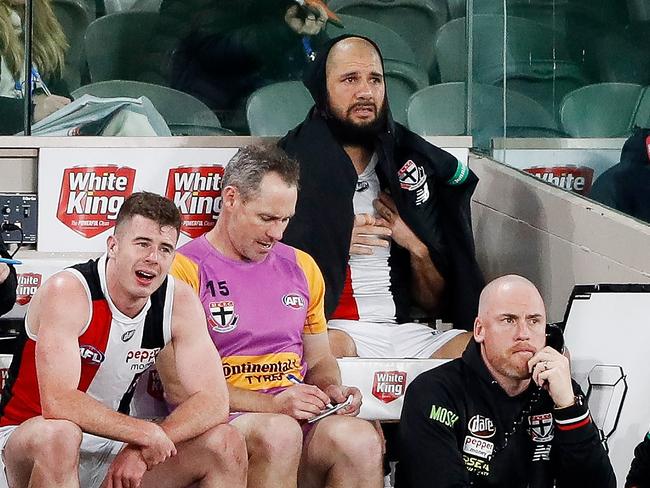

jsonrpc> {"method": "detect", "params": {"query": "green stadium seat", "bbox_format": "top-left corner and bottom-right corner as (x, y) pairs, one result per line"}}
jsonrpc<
(559, 83), (645, 137)
(327, 0), (447, 76)
(407, 82), (563, 147)
(246, 81), (314, 136)
(325, 14), (417, 65)
(384, 61), (429, 125)
(84, 11), (159, 83)
(130, 0), (161, 11)
(634, 87), (650, 128)
(435, 15), (588, 116)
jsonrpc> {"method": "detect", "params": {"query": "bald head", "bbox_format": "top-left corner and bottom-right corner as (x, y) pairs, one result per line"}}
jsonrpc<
(325, 37), (383, 79)
(477, 275), (545, 319)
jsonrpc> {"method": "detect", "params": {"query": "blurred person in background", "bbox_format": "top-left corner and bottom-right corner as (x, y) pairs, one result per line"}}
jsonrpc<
(0, 0), (71, 135)
(1, 0), (170, 135)
(590, 127), (650, 224)
(143, 0), (329, 131)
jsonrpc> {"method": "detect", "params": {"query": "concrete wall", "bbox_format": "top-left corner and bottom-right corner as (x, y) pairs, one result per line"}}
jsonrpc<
(471, 154), (650, 322)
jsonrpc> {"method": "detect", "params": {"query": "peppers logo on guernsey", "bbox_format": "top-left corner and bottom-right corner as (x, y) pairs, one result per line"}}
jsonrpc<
(165, 166), (224, 238)
(57, 165), (136, 238)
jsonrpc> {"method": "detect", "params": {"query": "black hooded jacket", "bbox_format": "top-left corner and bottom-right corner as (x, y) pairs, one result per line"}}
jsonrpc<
(627, 431), (650, 488)
(396, 341), (616, 488)
(590, 127), (650, 224)
(279, 35), (484, 329)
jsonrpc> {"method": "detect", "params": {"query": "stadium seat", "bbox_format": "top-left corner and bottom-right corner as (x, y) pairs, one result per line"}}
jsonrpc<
(446, 0), (465, 19)
(246, 81), (314, 136)
(79, 0), (98, 18)
(52, 0), (92, 90)
(72, 80), (223, 135)
(103, 0), (138, 13)
(325, 14), (417, 66)
(435, 15), (588, 115)
(559, 83), (645, 138)
(130, 0), (161, 11)
(327, 0), (447, 76)
(84, 11), (159, 83)
(384, 61), (429, 125)
(628, 0), (650, 22)
(590, 27), (650, 85)
(407, 82), (563, 147)
(634, 87), (650, 128)
(473, 0), (570, 32)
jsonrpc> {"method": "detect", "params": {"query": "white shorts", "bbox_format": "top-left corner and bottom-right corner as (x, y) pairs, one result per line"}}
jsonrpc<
(327, 320), (466, 358)
(0, 425), (124, 488)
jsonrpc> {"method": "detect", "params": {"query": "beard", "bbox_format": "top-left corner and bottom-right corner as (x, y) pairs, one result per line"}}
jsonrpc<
(487, 349), (533, 381)
(323, 97), (388, 147)
(494, 359), (531, 381)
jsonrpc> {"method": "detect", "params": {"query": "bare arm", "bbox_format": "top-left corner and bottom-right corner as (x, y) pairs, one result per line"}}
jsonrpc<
(303, 332), (361, 415)
(33, 273), (172, 453)
(408, 240), (445, 314)
(302, 332), (341, 390)
(374, 192), (445, 314)
(157, 280), (230, 443)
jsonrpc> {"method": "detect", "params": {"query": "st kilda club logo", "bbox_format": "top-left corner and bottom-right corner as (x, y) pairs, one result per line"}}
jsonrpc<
(57, 165), (136, 238)
(165, 166), (225, 238)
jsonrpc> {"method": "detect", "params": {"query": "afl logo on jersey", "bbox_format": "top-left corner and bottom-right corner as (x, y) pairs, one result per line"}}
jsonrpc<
(209, 301), (239, 333)
(282, 294), (305, 309)
(121, 329), (136, 342)
(79, 345), (105, 365)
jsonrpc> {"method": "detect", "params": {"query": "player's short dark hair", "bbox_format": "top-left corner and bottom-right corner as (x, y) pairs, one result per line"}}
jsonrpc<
(115, 191), (181, 237)
(222, 144), (300, 200)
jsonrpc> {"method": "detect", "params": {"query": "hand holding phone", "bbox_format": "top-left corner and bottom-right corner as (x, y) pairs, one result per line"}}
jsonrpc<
(307, 395), (354, 424)
(528, 347), (575, 408)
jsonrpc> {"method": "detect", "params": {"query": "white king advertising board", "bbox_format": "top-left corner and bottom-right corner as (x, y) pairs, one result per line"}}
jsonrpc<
(38, 147), (238, 252)
(38, 146), (469, 252)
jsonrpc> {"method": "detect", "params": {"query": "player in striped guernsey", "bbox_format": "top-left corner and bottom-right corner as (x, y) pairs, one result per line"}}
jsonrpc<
(0, 192), (246, 488)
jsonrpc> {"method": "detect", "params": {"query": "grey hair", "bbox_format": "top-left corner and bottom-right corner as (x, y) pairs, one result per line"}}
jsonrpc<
(222, 144), (300, 200)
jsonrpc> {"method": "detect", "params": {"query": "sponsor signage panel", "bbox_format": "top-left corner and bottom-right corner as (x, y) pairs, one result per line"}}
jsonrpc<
(39, 146), (466, 253)
(38, 148), (238, 252)
(338, 358), (449, 420)
(492, 147), (622, 196)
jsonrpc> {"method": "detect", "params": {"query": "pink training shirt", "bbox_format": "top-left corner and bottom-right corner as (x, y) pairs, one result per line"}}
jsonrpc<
(171, 236), (327, 394)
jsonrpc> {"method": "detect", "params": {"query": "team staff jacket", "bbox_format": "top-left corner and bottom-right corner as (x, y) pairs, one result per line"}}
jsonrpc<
(627, 429), (650, 487)
(396, 341), (616, 488)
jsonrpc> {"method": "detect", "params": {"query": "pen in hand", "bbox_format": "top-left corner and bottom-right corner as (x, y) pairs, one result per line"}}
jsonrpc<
(287, 373), (334, 408)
